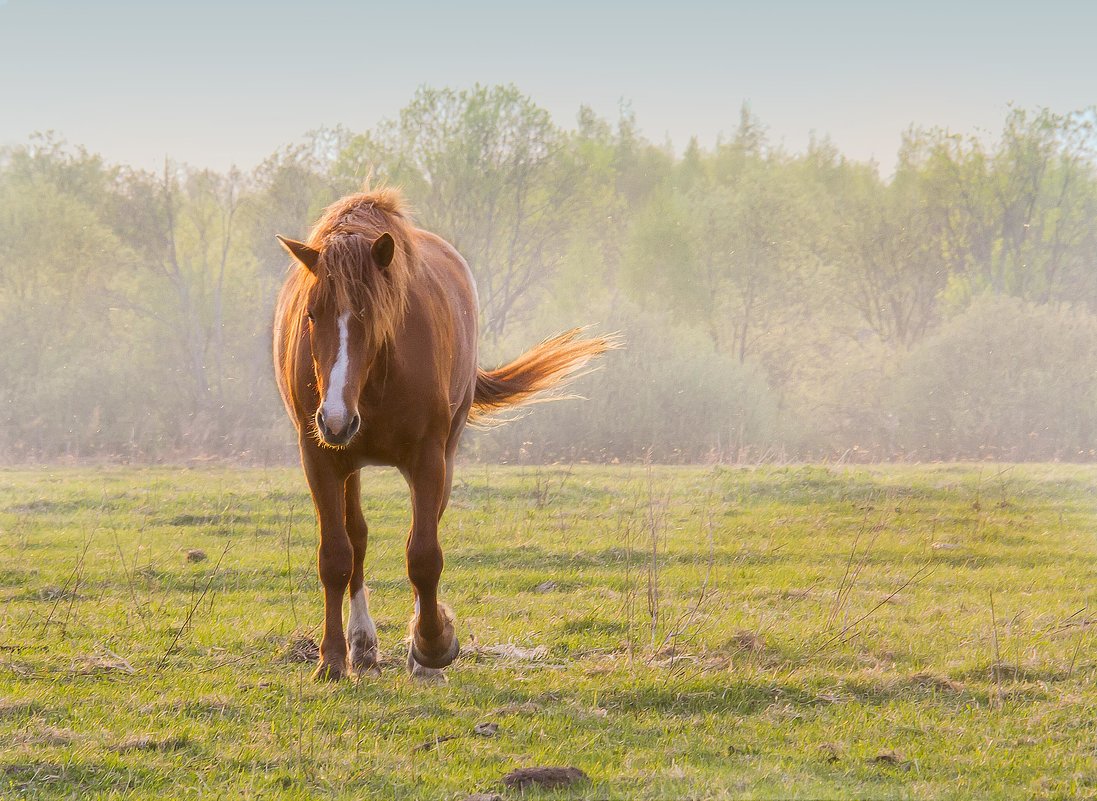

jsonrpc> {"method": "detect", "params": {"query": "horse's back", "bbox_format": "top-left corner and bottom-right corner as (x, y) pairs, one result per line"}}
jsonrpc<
(409, 228), (479, 402)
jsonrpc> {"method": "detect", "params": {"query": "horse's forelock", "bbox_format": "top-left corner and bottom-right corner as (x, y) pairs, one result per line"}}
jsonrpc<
(317, 234), (374, 313)
(304, 189), (416, 350)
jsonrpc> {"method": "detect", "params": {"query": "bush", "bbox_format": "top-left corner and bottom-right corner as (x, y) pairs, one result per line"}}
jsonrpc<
(467, 305), (780, 462)
(889, 295), (1097, 459)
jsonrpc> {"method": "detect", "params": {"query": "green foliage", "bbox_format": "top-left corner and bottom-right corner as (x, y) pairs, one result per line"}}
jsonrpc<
(336, 85), (588, 338)
(2, 93), (1097, 461)
(471, 304), (780, 462)
(0, 153), (136, 456)
(890, 295), (1097, 459)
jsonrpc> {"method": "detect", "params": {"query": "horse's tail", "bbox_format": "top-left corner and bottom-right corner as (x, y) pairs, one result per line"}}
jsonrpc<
(469, 328), (618, 425)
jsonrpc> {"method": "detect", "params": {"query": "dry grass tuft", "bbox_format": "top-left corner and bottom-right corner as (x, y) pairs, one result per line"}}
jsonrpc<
(280, 633), (319, 663)
(111, 735), (189, 753)
(909, 671), (964, 692)
(730, 630), (765, 652)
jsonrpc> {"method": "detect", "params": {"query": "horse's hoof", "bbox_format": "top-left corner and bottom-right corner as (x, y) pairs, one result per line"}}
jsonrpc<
(410, 633), (460, 670)
(312, 659), (348, 682)
(349, 637), (380, 676)
(409, 603), (460, 669)
(407, 645), (447, 683)
(352, 657), (381, 678)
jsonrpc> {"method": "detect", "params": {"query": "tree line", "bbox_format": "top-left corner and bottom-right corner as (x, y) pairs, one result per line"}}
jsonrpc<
(2, 86), (1096, 462)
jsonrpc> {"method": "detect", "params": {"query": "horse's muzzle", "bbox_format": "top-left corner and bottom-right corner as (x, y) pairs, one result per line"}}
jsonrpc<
(315, 410), (361, 448)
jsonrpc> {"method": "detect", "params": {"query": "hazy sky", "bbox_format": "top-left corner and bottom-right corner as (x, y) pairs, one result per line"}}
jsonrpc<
(1, 0), (1094, 175)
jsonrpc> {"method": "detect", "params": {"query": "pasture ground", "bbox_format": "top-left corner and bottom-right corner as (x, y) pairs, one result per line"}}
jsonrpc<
(0, 464), (1094, 799)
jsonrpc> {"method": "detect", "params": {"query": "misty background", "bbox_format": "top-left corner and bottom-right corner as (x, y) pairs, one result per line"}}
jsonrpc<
(2, 1), (1096, 463)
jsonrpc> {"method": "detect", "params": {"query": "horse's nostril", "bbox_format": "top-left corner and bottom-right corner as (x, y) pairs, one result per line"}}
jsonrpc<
(316, 410), (328, 435)
(348, 414), (361, 437)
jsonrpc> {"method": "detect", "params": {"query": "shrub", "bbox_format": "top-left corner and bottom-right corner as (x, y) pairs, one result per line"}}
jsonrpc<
(468, 305), (780, 462)
(889, 295), (1097, 459)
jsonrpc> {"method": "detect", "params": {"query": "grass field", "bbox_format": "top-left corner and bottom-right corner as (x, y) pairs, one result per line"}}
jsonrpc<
(0, 464), (1094, 799)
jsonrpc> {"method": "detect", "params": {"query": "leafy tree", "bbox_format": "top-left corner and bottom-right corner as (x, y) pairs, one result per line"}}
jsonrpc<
(335, 85), (584, 339)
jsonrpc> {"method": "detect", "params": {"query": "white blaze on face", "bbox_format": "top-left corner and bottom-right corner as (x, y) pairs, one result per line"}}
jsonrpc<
(321, 312), (352, 431)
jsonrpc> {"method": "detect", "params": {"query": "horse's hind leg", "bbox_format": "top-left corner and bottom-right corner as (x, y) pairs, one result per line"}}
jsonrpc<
(405, 447), (459, 678)
(345, 471), (379, 676)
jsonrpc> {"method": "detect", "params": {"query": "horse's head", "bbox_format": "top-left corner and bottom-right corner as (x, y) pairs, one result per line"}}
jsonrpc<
(277, 231), (397, 448)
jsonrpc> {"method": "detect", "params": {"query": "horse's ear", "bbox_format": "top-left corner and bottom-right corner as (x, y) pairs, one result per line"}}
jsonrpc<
(276, 235), (321, 274)
(372, 232), (395, 269)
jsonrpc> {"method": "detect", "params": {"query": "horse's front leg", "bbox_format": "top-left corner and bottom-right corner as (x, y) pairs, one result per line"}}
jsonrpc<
(345, 471), (379, 676)
(404, 447), (459, 679)
(303, 449), (353, 681)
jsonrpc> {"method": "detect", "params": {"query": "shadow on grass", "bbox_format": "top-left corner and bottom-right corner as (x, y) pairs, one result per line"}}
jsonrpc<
(597, 671), (1012, 717)
(2, 759), (182, 796)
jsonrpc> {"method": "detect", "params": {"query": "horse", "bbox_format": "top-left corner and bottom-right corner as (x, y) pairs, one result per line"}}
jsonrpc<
(273, 188), (612, 681)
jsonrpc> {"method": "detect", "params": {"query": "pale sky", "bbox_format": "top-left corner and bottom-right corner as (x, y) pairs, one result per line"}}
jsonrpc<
(1, 0), (1095, 175)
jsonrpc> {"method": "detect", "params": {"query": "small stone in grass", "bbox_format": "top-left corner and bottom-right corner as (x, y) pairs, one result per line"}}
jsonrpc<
(534, 580), (557, 592)
(502, 766), (590, 790)
(473, 721), (499, 737)
(185, 549), (207, 563)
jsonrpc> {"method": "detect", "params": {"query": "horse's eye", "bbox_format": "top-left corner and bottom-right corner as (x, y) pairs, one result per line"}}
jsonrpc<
(306, 310), (315, 323)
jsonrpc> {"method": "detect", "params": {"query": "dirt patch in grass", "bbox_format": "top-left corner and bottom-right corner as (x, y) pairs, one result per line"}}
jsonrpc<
(502, 766), (590, 790)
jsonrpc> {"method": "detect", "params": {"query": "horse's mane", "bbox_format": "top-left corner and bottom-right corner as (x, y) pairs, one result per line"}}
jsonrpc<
(276, 188), (418, 413)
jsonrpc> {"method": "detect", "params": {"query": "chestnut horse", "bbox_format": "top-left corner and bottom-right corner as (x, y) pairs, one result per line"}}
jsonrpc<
(273, 188), (611, 681)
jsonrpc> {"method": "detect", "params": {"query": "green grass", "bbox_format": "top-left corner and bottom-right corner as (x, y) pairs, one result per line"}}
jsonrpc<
(0, 464), (1094, 799)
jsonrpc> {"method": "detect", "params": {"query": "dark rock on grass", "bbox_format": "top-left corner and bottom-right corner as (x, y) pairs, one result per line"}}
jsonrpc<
(502, 766), (590, 790)
(185, 549), (207, 563)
